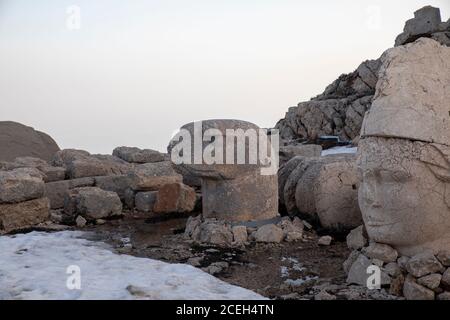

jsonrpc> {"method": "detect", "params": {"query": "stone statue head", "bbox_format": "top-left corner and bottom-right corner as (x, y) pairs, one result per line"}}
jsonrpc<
(357, 137), (450, 255)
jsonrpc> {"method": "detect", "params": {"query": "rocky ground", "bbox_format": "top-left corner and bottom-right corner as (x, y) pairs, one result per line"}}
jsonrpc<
(67, 211), (397, 300)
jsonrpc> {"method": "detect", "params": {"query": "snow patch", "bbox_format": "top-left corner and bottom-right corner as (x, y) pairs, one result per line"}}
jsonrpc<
(0, 231), (265, 300)
(321, 146), (357, 156)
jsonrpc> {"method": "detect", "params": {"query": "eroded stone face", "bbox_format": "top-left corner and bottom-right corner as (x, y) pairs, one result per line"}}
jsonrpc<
(358, 137), (450, 255)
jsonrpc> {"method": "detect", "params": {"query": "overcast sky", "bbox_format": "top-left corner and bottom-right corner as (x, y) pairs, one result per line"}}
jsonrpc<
(1, 0), (449, 153)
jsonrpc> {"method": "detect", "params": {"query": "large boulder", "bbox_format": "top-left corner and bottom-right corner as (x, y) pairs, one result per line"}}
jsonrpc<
(64, 187), (122, 221)
(0, 121), (60, 162)
(153, 183), (196, 214)
(135, 191), (158, 213)
(128, 161), (183, 191)
(52, 149), (133, 179)
(113, 146), (167, 164)
(0, 168), (45, 204)
(1, 157), (66, 183)
(0, 197), (50, 234)
(44, 177), (95, 209)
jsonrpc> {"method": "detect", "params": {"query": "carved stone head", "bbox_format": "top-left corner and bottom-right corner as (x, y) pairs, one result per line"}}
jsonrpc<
(358, 137), (450, 256)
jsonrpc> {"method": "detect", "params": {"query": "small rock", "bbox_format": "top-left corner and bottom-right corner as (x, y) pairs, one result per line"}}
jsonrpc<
(254, 224), (284, 243)
(346, 225), (367, 250)
(75, 215), (87, 228)
(187, 256), (204, 267)
(417, 273), (442, 290)
(389, 274), (405, 296)
(363, 243), (398, 263)
(96, 219), (106, 225)
(384, 262), (402, 277)
(406, 252), (445, 278)
(231, 226), (248, 245)
(441, 268), (450, 290)
(302, 220), (313, 230)
(343, 250), (360, 274)
(204, 262), (229, 275)
(314, 291), (336, 300)
(397, 256), (410, 271)
(371, 259), (384, 267)
(403, 275), (435, 300)
(437, 292), (450, 300)
(437, 251), (450, 267)
(318, 236), (332, 246)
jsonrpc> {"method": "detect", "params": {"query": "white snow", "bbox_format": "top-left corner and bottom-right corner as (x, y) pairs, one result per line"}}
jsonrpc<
(321, 146), (357, 156)
(0, 231), (265, 300)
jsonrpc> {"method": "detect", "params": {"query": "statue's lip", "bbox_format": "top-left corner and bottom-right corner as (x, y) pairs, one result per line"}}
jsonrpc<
(366, 220), (399, 227)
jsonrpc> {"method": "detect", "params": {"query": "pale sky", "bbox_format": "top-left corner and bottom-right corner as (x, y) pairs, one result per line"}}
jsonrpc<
(1, 0), (449, 153)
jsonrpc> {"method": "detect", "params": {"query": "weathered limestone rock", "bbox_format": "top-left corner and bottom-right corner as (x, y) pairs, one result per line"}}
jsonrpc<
(202, 171), (278, 222)
(403, 275), (435, 300)
(384, 262), (402, 277)
(129, 161), (182, 191)
(0, 197), (50, 233)
(284, 154), (361, 230)
(363, 243), (398, 263)
(168, 119), (278, 222)
(313, 156), (361, 230)
(437, 251), (450, 267)
(44, 177), (95, 209)
(362, 38), (450, 146)
(64, 187), (122, 221)
(0, 168), (45, 204)
(231, 226), (248, 245)
(254, 224), (284, 243)
(193, 220), (233, 247)
(437, 291), (450, 300)
(52, 149), (132, 179)
(417, 274), (442, 290)
(318, 236), (332, 246)
(343, 250), (360, 274)
(346, 254), (390, 287)
(358, 38), (450, 256)
(346, 226), (368, 250)
(113, 146), (167, 164)
(0, 121), (60, 162)
(441, 268), (450, 290)
(278, 156), (305, 208)
(279, 217), (304, 242)
(275, 59), (380, 144)
(184, 215), (202, 238)
(94, 175), (134, 201)
(406, 252), (444, 278)
(153, 183), (196, 213)
(135, 191), (157, 213)
(1, 157), (66, 183)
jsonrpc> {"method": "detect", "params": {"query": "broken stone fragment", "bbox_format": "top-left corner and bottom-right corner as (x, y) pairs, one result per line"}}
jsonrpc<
(346, 226), (368, 250)
(406, 252), (445, 278)
(403, 275), (435, 300)
(193, 220), (233, 247)
(0, 168), (45, 204)
(417, 273), (442, 290)
(75, 215), (87, 228)
(318, 236), (333, 246)
(441, 268), (450, 290)
(0, 197), (50, 234)
(437, 251), (450, 267)
(231, 226), (248, 246)
(64, 187), (122, 221)
(113, 146), (167, 164)
(135, 191), (157, 213)
(254, 224), (284, 243)
(44, 177), (95, 209)
(129, 161), (183, 191)
(346, 254), (390, 287)
(363, 243), (398, 263)
(153, 183), (196, 214)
